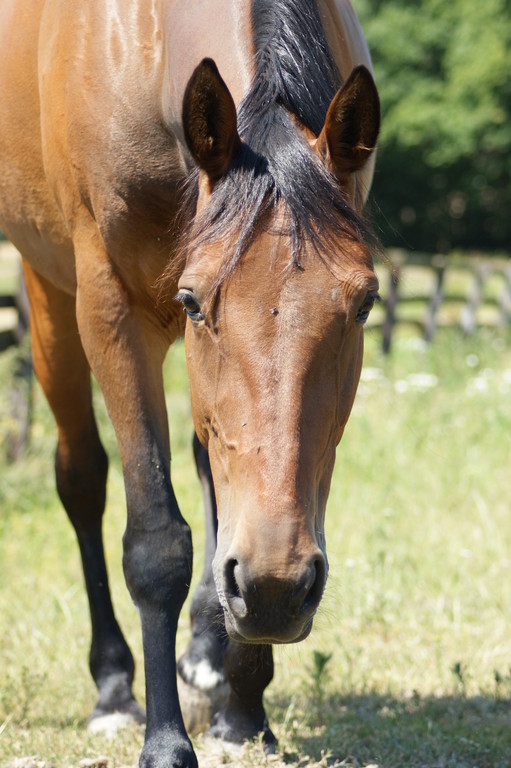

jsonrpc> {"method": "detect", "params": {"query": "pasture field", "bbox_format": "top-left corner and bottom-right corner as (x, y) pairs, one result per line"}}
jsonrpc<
(1, 326), (511, 767)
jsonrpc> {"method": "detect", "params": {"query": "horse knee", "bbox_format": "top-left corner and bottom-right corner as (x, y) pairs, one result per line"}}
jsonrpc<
(122, 518), (193, 612)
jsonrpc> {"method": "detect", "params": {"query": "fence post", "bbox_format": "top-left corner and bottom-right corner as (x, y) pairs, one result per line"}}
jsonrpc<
(461, 262), (488, 335)
(1, 257), (32, 462)
(424, 256), (446, 342)
(382, 262), (400, 354)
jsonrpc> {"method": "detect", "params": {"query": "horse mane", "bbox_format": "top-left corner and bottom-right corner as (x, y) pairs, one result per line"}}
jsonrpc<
(168, 0), (380, 296)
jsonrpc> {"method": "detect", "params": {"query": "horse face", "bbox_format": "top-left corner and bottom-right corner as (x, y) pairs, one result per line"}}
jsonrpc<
(179, 231), (378, 644)
(178, 59), (380, 643)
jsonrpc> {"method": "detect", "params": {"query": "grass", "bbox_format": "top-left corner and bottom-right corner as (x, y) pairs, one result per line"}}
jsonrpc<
(1, 326), (511, 767)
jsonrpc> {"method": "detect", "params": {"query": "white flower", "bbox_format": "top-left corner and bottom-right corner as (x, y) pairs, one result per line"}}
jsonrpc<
(360, 367), (384, 382)
(407, 373), (439, 390)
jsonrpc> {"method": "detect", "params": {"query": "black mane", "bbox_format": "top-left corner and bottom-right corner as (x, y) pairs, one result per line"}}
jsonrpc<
(178, 0), (379, 293)
(246, 0), (340, 136)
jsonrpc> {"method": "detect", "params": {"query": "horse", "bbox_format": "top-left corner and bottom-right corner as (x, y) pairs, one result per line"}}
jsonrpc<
(0, 1), (380, 766)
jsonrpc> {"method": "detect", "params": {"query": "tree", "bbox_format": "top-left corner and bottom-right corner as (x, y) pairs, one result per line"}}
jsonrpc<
(356, 0), (511, 252)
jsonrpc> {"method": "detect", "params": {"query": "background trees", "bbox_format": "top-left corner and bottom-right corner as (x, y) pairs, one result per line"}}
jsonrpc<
(356, 0), (511, 252)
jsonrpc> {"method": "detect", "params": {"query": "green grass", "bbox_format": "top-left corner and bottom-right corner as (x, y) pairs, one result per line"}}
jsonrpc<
(1, 327), (511, 767)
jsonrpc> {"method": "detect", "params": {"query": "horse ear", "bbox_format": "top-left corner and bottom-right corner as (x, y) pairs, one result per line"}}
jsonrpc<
(182, 58), (240, 184)
(316, 66), (380, 183)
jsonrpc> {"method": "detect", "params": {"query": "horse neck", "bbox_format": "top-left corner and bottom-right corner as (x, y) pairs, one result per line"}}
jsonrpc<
(160, 0), (254, 140)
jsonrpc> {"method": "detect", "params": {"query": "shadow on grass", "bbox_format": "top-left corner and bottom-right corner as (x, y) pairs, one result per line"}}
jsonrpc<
(270, 690), (511, 768)
(3, 693), (510, 768)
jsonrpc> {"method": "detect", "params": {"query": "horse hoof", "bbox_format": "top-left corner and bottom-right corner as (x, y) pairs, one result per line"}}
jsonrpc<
(195, 734), (276, 768)
(87, 702), (145, 737)
(204, 736), (276, 756)
(206, 707), (277, 752)
(177, 673), (229, 735)
(196, 735), (243, 765)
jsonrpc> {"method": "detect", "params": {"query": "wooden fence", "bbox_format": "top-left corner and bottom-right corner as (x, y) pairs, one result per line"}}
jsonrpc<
(369, 249), (511, 352)
(0, 246), (29, 353)
(0, 242), (31, 461)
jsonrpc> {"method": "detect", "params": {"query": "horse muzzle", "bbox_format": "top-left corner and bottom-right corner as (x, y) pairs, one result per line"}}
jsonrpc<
(218, 550), (327, 644)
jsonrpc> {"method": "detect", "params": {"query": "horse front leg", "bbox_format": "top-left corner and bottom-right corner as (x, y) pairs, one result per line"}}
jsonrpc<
(74, 227), (197, 768)
(178, 436), (275, 747)
(23, 263), (142, 731)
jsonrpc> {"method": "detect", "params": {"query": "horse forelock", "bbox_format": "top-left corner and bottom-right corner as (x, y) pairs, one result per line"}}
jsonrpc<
(165, 0), (381, 299)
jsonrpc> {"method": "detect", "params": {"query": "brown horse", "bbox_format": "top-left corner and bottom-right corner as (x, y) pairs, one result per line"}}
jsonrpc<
(0, 1), (380, 766)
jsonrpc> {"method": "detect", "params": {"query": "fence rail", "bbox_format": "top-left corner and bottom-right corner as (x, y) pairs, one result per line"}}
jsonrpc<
(2, 244), (511, 354)
(369, 249), (511, 352)
(1, 243), (510, 458)
(2, 243), (511, 353)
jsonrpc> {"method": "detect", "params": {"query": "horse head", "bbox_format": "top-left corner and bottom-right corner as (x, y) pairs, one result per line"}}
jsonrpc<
(176, 58), (380, 644)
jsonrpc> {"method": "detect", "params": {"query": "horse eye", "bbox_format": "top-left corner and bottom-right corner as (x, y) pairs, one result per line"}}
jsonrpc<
(356, 290), (380, 325)
(175, 289), (204, 321)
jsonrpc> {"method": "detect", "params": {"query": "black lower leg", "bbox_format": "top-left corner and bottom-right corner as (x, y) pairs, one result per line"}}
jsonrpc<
(122, 469), (197, 768)
(79, 530), (141, 721)
(56, 437), (140, 721)
(208, 643), (276, 746)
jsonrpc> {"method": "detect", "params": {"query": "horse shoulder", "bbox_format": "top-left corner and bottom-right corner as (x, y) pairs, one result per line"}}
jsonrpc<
(36, 1), (188, 322)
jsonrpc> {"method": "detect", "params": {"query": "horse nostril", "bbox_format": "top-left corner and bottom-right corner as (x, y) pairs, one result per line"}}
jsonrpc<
(301, 555), (326, 614)
(223, 558), (249, 621)
(224, 558), (241, 599)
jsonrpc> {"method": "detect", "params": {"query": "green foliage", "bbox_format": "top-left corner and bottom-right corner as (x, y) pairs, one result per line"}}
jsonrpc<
(356, 0), (511, 251)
